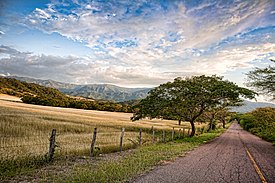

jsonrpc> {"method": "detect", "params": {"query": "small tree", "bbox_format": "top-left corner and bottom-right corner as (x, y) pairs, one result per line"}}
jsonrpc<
(132, 75), (256, 137)
(202, 108), (220, 132)
(246, 59), (275, 99)
(216, 108), (232, 129)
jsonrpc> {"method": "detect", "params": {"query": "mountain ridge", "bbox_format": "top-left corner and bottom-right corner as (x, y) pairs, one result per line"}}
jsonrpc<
(8, 76), (151, 102)
(230, 100), (275, 113)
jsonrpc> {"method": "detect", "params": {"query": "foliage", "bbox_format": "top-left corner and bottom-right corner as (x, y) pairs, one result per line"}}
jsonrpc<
(21, 95), (133, 112)
(246, 59), (275, 99)
(132, 75), (256, 136)
(239, 107), (275, 143)
(201, 107), (234, 131)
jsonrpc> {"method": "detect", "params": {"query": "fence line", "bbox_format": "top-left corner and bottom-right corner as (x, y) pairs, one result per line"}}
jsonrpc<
(0, 126), (210, 161)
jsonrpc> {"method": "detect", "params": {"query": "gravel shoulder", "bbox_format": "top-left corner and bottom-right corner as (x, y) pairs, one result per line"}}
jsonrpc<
(132, 123), (275, 183)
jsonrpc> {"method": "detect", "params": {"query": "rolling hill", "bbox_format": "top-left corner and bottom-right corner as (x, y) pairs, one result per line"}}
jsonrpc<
(8, 76), (151, 102)
(0, 76), (67, 99)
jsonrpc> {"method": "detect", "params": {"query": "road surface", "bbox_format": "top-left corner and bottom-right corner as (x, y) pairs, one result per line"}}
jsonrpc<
(132, 123), (275, 183)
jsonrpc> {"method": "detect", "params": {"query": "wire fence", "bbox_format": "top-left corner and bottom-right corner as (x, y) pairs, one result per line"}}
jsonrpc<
(0, 126), (209, 161)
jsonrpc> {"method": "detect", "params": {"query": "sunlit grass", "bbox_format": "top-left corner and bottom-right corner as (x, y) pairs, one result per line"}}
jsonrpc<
(0, 98), (198, 160)
(0, 96), (211, 177)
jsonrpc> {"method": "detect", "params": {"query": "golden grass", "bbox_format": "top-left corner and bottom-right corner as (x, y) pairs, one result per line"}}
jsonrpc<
(0, 94), (205, 159)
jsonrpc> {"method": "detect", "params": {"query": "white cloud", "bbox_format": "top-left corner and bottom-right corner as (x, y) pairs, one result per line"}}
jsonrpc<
(185, 43), (275, 75)
(1, 0), (274, 88)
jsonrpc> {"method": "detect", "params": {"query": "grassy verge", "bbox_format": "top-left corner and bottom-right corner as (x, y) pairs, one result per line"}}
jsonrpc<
(55, 127), (228, 183)
(0, 155), (48, 177)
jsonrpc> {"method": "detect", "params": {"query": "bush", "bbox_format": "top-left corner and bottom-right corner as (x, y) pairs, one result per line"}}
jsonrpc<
(239, 107), (275, 143)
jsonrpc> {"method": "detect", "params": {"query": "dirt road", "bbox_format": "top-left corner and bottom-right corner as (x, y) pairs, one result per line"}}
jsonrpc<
(133, 123), (275, 183)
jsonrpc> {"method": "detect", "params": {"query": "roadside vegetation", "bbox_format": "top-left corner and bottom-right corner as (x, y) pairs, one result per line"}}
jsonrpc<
(234, 107), (275, 144)
(242, 59), (275, 144)
(54, 127), (229, 183)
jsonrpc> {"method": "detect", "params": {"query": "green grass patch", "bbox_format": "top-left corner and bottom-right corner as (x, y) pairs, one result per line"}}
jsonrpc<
(0, 155), (48, 178)
(55, 127), (227, 183)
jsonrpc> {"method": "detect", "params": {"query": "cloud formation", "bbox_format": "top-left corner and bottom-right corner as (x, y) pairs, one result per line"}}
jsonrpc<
(0, 0), (275, 87)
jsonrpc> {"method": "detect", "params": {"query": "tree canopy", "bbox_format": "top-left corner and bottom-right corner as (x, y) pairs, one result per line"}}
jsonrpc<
(246, 59), (275, 99)
(132, 75), (256, 137)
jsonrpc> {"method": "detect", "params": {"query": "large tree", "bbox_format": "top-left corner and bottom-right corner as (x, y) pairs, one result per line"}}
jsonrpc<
(246, 59), (275, 99)
(132, 75), (256, 137)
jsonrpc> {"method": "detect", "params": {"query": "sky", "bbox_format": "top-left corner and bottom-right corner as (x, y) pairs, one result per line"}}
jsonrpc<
(0, 0), (274, 98)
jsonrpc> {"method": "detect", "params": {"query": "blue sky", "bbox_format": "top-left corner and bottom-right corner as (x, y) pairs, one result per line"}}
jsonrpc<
(0, 0), (274, 99)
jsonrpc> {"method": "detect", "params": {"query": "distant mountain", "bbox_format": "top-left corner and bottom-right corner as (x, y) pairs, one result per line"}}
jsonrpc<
(64, 84), (151, 102)
(8, 76), (151, 102)
(8, 76), (76, 89)
(230, 100), (275, 113)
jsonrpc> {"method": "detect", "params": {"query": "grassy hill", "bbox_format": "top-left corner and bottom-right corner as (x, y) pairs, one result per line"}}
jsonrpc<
(9, 76), (151, 102)
(0, 77), (67, 99)
(0, 77), (132, 112)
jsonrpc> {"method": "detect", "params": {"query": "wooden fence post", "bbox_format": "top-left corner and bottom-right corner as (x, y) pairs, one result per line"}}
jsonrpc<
(188, 128), (190, 136)
(120, 128), (125, 153)
(48, 129), (56, 161)
(152, 126), (155, 143)
(90, 128), (97, 158)
(162, 130), (165, 142)
(182, 128), (185, 137)
(172, 127), (175, 141)
(139, 129), (142, 146)
(179, 129), (181, 138)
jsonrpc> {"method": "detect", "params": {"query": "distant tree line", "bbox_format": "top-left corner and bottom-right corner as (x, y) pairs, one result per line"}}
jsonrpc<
(21, 95), (133, 112)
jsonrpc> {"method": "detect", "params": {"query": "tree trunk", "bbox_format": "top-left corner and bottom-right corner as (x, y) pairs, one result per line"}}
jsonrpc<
(207, 119), (213, 132)
(222, 119), (226, 128)
(190, 121), (196, 137)
(178, 118), (182, 126)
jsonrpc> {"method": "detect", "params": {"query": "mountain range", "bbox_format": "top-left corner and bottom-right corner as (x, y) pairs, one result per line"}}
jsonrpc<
(230, 100), (275, 113)
(6, 76), (275, 113)
(8, 76), (151, 102)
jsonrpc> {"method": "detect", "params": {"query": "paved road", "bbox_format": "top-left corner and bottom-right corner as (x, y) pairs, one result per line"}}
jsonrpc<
(132, 123), (275, 183)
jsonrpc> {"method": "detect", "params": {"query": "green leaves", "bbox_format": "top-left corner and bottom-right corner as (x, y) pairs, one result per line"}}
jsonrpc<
(246, 59), (275, 99)
(239, 107), (275, 143)
(132, 75), (256, 136)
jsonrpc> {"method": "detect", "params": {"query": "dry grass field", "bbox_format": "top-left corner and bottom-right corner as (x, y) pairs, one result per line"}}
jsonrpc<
(0, 94), (206, 160)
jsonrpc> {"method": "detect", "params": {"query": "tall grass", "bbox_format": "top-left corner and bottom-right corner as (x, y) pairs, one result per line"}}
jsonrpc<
(0, 99), (208, 177)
